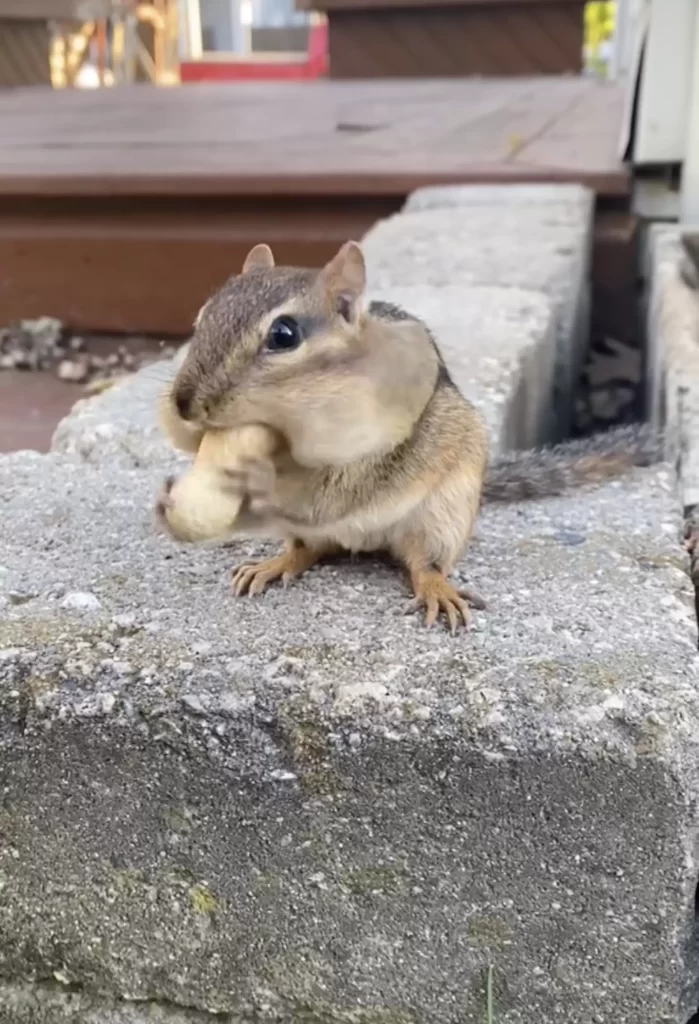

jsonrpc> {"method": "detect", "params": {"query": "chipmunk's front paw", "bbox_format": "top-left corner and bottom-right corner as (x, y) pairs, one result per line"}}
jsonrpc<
(224, 457), (280, 518)
(406, 569), (486, 635)
(232, 542), (323, 597)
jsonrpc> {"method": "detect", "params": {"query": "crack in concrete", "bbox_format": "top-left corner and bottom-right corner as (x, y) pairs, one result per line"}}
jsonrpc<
(0, 976), (232, 1023)
(683, 503), (699, 650)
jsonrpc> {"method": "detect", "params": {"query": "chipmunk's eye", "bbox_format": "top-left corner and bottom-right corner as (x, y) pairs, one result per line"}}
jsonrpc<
(264, 315), (303, 353)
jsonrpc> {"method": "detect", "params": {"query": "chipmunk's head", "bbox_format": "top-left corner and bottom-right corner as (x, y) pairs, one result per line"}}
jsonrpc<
(164, 241), (437, 466)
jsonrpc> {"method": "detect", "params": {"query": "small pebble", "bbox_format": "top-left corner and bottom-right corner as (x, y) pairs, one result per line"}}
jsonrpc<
(553, 529), (586, 546)
(57, 359), (89, 383)
(60, 591), (101, 612)
(182, 693), (205, 714)
(112, 612), (137, 633)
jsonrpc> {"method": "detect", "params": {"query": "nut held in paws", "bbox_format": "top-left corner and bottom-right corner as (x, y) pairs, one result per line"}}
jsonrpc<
(159, 423), (279, 544)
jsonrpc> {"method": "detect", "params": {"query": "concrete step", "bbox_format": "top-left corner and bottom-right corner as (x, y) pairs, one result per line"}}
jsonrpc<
(2, 185), (696, 1024)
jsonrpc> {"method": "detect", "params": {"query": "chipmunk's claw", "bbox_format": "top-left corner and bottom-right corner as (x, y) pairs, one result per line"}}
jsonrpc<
(457, 583), (487, 611)
(232, 560), (280, 597)
(231, 543), (324, 598)
(406, 570), (485, 634)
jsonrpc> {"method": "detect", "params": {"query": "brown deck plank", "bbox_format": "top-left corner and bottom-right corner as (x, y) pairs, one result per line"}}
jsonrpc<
(0, 78), (628, 195)
(0, 78), (628, 334)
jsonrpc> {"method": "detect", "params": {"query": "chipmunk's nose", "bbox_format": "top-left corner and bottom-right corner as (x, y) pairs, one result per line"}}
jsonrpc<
(174, 384), (194, 421)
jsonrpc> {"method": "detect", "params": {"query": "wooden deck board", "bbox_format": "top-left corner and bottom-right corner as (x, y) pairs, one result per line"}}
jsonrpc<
(0, 78), (627, 195)
(0, 78), (628, 334)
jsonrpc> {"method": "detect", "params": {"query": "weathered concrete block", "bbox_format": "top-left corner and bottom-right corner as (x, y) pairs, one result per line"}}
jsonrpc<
(405, 182), (593, 215)
(51, 345), (189, 470)
(646, 224), (699, 508)
(0, 448), (697, 1023)
(366, 184), (594, 439)
(51, 287), (556, 466)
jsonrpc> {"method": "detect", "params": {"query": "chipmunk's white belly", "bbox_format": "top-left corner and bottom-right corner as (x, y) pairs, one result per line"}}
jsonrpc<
(287, 463), (480, 570)
(290, 489), (423, 554)
(327, 522), (391, 553)
(292, 518), (395, 554)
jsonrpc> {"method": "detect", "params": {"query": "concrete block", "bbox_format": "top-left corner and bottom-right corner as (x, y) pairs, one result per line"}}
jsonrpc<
(52, 288), (556, 466)
(0, 448), (697, 1023)
(405, 183), (593, 215)
(51, 344), (190, 470)
(366, 184), (595, 439)
(647, 224), (699, 509)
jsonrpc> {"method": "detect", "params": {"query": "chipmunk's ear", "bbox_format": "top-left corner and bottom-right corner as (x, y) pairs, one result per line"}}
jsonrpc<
(242, 243), (275, 274)
(321, 241), (366, 322)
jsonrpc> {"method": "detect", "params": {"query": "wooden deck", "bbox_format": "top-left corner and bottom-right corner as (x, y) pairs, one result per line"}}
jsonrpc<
(298, 0), (586, 79)
(0, 77), (628, 335)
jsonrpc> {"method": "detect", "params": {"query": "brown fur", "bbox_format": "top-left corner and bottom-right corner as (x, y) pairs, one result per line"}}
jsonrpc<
(482, 423), (664, 503)
(159, 241), (663, 633)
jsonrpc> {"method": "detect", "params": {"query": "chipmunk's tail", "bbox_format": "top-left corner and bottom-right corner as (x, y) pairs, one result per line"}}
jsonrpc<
(482, 423), (666, 504)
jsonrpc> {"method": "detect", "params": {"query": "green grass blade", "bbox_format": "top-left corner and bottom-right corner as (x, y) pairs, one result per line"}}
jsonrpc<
(486, 964), (494, 1024)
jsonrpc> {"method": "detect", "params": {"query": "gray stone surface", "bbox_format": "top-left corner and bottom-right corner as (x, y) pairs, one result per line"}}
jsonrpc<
(0, 447), (697, 1023)
(51, 344), (189, 470)
(405, 182), (593, 214)
(647, 224), (699, 508)
(368, 184), (594, 439)
(51, 288), (556, 467)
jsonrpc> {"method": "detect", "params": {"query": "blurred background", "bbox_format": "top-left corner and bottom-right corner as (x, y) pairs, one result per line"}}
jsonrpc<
(0, 0), (690, 452)
(0, 1), (617, 90)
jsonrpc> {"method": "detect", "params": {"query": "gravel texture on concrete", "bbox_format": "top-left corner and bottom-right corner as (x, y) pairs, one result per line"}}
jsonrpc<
(0, 980), (208, 1023)
(398, 185), (593, 302)
(51, 287), (556, 467)
(647, 224), (699, 508)
(0, 448), (697, 1024)
(374, 183), (594, 439)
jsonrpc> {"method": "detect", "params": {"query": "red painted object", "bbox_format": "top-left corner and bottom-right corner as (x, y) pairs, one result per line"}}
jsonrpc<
(179, 18), (327, 81)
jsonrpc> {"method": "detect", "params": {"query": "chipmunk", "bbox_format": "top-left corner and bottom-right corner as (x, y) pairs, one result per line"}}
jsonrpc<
(157, 241), (664, 634)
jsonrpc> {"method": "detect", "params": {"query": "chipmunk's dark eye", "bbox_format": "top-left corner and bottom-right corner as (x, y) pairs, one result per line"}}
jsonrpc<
(264, 315), (303, 353)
